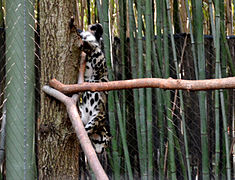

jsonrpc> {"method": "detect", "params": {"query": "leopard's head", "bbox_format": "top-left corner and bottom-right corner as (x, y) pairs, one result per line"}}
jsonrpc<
(69, 18), (103, 54)
(88, 23), (103, 44)
(78, 23), (103, 54)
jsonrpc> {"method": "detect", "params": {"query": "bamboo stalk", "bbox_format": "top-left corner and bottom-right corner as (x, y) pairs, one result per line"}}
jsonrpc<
(165, 0), (190, 179)
(209, 0), (220, 179)
(96, 0), (103, 24)
(165, 0), (178, 76)
(145, 0), (153, 179)
(130, 0), (148, 179)
(214, 91), (220, 180)
(173, 0), (181, 33)
(101, 1), (121, 179)
(219, 0), (227, 79)
(180, 0), (187, 32)
(195, 1), (210, 179)
(137, 1), (147, 179)
(219, 1), (235, 76)
(114, 91), (133, 179)
(217, 4), (232, 176)
(163, 1), (177, 179)
(87, 0), (91, 24)
(165, 1), (178, 179)
(219, 79), (232, 180)
(219, 2), (232, 179)
(156, 0), (163, 70)
(155, 1), (165, 178)
(171, 91), (187, 179)
(185, 0), (198, 80)
(150, 3), (166, 179)
(81, 0), (84, 29)
(119, 0), (127, 135)
(226, 0), (232, 35)
(119, 1), (128, 177)
(220, 32), (235, 76)
(128, 1), (141, 179)
(109, 91), (120, 180)
(179, 36), (192, 180)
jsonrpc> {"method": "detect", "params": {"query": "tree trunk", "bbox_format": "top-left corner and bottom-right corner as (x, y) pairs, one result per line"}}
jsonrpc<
(39, 0), (81, 179)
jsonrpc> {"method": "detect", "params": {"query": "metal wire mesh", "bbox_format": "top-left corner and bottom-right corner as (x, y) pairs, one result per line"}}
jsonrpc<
(109, 35), (235, 179)
(1, 0), (37, 179)
(0, 0), (234, 179)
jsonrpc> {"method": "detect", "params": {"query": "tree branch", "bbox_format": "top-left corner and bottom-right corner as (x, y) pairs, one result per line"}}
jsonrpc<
(49, 77), (235, 94)
(42, 85), (108, 180)
(72, 51), (86, 102)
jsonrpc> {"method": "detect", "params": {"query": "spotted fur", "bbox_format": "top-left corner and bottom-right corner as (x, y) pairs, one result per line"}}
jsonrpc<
(78, 24), (111, 153)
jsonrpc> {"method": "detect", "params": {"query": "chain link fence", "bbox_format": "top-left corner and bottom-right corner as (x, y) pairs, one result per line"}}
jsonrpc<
(0, 0), (234, 179)
(108, 34), (235, 179)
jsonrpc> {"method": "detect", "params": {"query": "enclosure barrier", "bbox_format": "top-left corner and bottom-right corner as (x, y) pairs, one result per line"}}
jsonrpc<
(5, 0), (36, 179)
(1, 0), (235, 179)
(42, 76), (235, 179)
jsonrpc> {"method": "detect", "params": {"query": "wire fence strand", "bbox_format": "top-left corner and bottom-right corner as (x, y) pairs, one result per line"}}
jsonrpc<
(0, 0), (234, 179)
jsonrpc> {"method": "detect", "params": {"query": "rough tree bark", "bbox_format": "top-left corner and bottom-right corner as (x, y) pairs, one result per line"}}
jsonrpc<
(39, 0), (81, 179)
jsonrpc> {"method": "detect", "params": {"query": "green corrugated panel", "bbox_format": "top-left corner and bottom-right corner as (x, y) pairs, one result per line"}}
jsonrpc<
(5, 0), (36, 179)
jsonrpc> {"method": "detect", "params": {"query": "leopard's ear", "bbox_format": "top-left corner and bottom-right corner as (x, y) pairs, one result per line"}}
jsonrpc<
(89, 23), (103, 42)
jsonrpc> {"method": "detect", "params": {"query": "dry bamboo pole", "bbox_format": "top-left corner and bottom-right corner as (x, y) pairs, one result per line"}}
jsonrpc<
(226, 0), (232, 35)
(180, 0), (187, 32)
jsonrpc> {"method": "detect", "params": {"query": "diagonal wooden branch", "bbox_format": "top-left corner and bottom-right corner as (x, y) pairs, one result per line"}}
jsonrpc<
(49, 77), (235, 94)
(42, 85), (108, 180)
